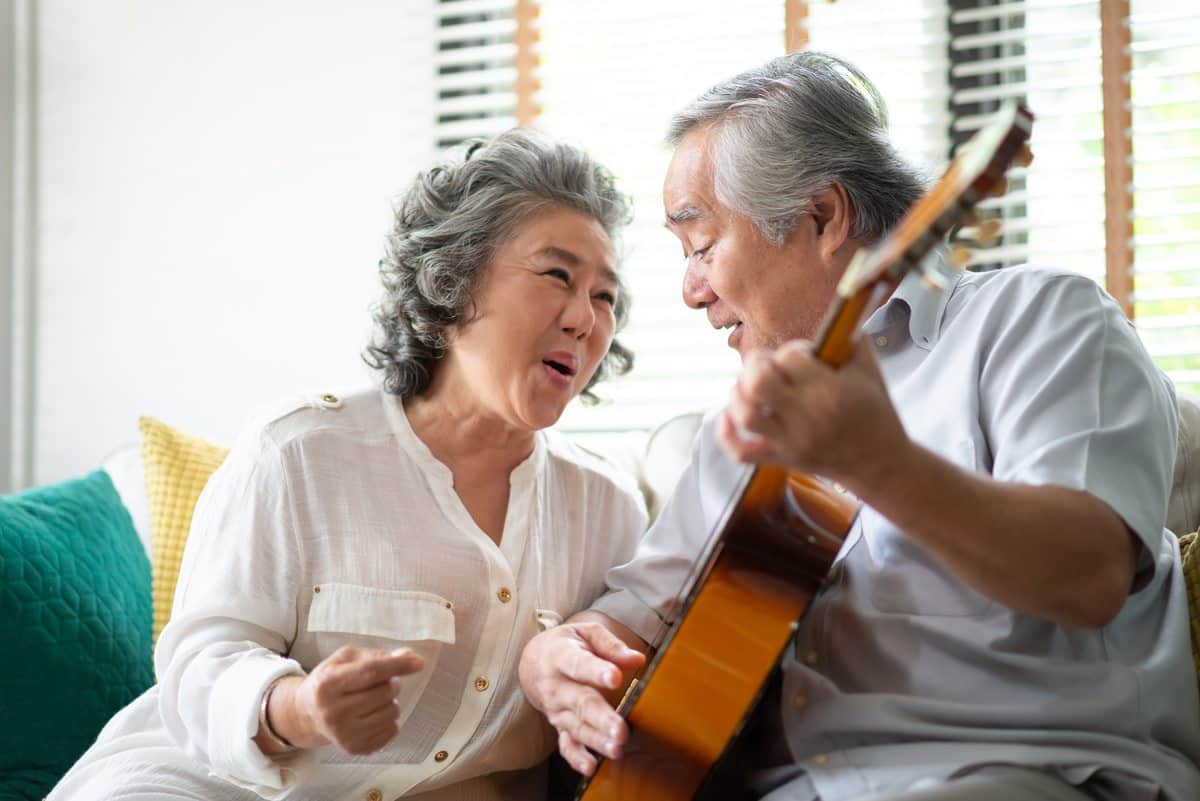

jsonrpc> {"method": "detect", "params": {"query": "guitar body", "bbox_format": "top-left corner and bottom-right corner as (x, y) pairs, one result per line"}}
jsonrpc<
(576, 467), (857, 801)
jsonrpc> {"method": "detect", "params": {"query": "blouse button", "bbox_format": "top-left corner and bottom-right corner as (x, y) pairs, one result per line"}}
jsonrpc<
(434, 750), (449, 762)
(366, 789), (382, 801)
(474, 675), (490, 692)
(497, 587), (512, 603)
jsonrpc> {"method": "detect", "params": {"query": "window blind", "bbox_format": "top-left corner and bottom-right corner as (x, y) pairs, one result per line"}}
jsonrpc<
(435, 0), (520, 148)
(537, 1), (784, 432)
(1128, 2), (1200, 392)
(803, 0), (952, 179)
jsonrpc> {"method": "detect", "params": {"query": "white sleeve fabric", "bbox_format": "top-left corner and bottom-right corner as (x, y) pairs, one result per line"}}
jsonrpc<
(977, 273), (1178, 583)
(155, 425), (317, 796)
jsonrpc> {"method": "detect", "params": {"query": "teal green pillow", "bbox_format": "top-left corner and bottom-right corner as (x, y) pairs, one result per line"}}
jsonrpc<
(0, 470), (153, 800)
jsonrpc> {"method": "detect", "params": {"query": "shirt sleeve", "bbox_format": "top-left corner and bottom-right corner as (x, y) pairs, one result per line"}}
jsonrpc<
(977, 272), (1178, 586)
(155, 424), (317, 796)
(592, 413), (751, 645)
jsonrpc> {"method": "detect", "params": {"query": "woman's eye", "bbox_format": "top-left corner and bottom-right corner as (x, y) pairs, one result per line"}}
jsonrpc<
(546, 267), (571, 283)
(689, 246), (711, 262)
(594, 291), (617, 307)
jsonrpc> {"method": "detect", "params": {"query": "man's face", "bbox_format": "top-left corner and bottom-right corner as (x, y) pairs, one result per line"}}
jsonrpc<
(663, 125), (844, 359)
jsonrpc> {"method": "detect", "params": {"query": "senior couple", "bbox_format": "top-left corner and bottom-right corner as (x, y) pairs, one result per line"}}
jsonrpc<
(49, 51), (1200, 801)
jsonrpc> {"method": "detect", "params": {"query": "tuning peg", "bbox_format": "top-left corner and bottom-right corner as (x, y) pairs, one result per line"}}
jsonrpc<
(973, 217), (1004, 247)
(985, 177), (1009, 198)
(949, 245), (973, 269)
(1015, 144), (1034, 168)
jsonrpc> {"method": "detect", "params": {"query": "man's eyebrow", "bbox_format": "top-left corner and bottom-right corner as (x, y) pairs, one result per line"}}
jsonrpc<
(665, 205), (707, 227)
(535, 246), (620, 285)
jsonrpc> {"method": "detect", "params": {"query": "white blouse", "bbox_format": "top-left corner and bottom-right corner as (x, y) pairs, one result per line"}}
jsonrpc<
(51, 387), (646, 801)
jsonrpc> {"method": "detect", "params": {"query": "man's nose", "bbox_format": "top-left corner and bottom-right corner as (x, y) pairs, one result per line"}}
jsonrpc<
(682, 262), (716, 309)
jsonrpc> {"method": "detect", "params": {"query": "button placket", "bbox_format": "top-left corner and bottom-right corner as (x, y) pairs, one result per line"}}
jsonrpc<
(423, 556), (517, 779)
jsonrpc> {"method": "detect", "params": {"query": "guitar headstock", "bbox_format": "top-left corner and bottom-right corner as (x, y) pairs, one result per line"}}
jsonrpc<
(837, 102), (1034, 300)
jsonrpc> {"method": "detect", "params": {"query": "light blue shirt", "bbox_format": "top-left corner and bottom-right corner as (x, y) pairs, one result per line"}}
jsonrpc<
(593, 264), (1200, 801)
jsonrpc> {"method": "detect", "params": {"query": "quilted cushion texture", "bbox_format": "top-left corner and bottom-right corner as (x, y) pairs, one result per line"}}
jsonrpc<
(0, 470), (153, 801)
(139, 416), (228, 640)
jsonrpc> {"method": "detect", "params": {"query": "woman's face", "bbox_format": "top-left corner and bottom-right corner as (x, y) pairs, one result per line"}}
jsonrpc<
(438, 205), (620, 432)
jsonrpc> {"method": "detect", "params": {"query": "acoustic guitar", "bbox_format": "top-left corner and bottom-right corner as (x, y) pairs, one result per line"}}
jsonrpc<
(575, 101), (1035, 801)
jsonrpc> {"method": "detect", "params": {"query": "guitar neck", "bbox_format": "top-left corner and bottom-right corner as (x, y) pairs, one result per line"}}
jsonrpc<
(812, 271), (896, 368)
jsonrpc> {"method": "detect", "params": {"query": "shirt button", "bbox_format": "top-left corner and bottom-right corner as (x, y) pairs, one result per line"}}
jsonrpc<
(474, 675), (490, 692)
(874, 335), (888, 348)
(792, 692), (808, 709)
(434, 750), (449, 762)
(804, 650), (819, 666)
(813, 753), (829, 767)
(366, 790), (382, 801)
(497, 587), (512, 603)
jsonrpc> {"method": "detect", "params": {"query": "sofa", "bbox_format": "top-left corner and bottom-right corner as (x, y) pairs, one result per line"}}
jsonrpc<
(3, 395), (1200, 800)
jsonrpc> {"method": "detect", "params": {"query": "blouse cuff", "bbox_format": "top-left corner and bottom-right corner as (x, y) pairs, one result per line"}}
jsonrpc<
(208, 651), (315, 798)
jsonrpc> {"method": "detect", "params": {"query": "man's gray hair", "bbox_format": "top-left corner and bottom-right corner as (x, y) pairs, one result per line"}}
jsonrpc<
(364, 128), (633, 401)
(667, 50), (929, 245)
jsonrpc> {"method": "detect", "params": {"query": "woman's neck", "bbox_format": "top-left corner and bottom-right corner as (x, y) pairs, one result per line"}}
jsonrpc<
(403, 391), (536, 478)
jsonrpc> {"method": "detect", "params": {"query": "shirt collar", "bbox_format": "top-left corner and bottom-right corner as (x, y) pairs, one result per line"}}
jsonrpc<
(863, 249), (961, 352)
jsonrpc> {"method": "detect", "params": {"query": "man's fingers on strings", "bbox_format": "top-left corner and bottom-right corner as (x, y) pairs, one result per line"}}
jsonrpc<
(576, 624), (645, 672)
(717, 409), (779, 465)
(559, 729), (597, 777)
(562, 641), (623, 691)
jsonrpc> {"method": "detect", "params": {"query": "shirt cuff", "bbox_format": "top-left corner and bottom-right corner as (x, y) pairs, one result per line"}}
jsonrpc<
(591, 588), (665, 646)
(208, 650), (316, 797)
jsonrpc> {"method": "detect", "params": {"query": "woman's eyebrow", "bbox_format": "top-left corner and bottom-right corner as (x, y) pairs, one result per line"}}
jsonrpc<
(534, 246), (619, 284)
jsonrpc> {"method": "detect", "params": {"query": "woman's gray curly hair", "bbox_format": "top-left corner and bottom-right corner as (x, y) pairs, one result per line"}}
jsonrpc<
(364, 128), (633, 402)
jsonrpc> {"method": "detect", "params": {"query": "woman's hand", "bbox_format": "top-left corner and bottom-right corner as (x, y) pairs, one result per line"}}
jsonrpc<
(262, 646), (425, 756)
(518, 614), (646, 776)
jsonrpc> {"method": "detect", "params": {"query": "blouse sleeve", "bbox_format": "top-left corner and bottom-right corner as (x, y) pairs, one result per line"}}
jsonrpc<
(154, 425), (317, 797)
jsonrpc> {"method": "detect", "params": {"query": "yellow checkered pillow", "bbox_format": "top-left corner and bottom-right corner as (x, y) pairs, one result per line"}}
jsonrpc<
(1180, 531), (1200, 691)
(139, 417), (229, 640)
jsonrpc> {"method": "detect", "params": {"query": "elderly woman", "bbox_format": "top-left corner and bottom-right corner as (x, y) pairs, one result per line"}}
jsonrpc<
(48, 129), (648, 801)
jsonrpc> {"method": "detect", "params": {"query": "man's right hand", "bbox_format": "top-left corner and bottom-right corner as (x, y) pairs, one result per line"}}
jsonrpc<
(518, 612), (648, 776)
(263, 645), (425, 756)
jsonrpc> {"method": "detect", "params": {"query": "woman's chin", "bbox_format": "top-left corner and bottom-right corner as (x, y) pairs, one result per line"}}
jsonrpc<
(523, 399), (570, 431)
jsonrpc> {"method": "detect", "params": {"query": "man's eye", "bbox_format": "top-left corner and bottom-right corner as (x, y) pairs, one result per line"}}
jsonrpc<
(689, 246), (710, 261)
(594, 291), (617, 307)
(546, 268), (570, 283)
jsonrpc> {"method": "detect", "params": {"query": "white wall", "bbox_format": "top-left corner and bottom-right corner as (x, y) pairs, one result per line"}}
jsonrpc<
(1, 0), (16, 492)
(32, 1), (436, 485)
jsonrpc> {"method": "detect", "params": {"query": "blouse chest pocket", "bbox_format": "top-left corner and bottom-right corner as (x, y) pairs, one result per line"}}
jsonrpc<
(306, 584), (456, 729)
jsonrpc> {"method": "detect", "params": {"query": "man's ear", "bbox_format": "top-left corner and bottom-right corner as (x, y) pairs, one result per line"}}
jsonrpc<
(810, 182), (854, 260)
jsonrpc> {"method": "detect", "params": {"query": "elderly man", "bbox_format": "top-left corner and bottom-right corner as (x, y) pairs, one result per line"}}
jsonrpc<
(519, 51), (1200, 801)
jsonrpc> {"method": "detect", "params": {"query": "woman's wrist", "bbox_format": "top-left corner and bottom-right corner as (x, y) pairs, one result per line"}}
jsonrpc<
(259, 677), (298, 750)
